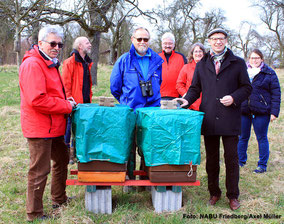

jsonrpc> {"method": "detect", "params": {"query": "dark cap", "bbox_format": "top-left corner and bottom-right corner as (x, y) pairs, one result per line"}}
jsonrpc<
(208, 28), (228, 38)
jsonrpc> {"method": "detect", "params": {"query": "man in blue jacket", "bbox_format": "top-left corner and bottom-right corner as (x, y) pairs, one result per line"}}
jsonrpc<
(110, 27), (163, 184)
(110, 27), (164, 110)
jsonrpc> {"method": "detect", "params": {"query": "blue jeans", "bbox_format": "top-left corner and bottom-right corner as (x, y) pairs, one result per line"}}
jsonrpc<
(237, 114), (270, 170)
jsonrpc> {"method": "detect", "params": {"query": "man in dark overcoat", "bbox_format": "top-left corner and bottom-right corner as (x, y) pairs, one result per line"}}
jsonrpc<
(177, 28), (252, 210)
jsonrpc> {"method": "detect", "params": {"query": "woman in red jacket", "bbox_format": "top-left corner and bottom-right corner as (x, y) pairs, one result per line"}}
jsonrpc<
(176, 43), (205, 110)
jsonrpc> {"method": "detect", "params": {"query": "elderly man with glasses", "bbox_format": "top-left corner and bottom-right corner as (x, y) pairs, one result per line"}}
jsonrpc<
(110, 27), (163, 187)
(159, 32), (187, 100)
(177, 28), (252, 211)
(19, 25), (76, 222)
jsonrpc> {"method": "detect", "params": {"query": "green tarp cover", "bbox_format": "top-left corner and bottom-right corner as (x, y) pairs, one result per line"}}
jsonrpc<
(72, 104), (136, 164)
(136, 107), (204, 166)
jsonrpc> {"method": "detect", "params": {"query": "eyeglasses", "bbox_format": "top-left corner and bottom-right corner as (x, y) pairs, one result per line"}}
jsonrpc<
(193, 50), (203, 54)
(43, 40), (64, 48)
(133, 37), (149, 43)
(209, 37), (226, 42)
(162, 42), (174, 46)
(249, 57), (261, 60)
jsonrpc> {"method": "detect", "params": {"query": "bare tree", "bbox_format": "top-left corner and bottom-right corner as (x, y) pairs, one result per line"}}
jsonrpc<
(254, 0), (284, 61)
(0, 0), (47, 69)
(261, 34), (280, 65)
(108, 2), (138, 64)
(0, 14), (15, 64)
(152, 0), (197, 53)
(234, 21), (261, 59)
(152, 0), (226, 54)
(37, 0), (153, 84)
(197, 8), (226, 44)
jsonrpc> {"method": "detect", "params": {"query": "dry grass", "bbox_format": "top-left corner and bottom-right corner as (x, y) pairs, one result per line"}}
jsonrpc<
(0, 65), (283, 223)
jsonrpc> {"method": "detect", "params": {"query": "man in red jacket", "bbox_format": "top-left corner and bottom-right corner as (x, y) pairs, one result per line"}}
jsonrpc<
(62, 36), (93, 164)
(159, 32), (187, 100)
(19, 25), (76, 222)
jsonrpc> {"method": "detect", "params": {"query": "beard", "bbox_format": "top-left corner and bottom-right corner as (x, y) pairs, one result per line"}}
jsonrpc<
(84, 48), (91, 54)
(136, 45), (148, 55)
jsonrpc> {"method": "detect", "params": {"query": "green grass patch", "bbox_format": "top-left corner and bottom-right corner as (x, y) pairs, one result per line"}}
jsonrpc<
(0, 65), (283, 223)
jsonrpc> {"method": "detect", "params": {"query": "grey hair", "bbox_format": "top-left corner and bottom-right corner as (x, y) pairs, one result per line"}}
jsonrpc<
(187, 42), (206, 62)
(38, 25), (64, 41)
(161, 32), (175, 44)
(132, 27), (150, 39)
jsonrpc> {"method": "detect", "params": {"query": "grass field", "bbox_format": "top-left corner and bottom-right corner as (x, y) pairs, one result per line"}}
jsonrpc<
(0, 64), (283, 224)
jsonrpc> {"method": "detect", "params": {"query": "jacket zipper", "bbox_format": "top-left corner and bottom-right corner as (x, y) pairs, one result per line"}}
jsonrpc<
(260, 94), (268, 106)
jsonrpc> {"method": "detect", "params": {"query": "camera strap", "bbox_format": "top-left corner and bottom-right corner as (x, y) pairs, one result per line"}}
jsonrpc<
(136, 68), (145, 82)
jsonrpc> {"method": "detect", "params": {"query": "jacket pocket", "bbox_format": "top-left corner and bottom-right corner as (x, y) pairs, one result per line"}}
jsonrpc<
(260, 94), (268, 106)
(248, 94), (269, 114)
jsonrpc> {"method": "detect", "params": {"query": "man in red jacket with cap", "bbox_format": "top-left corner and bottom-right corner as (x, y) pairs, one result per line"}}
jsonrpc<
(19, 24), (76, 222)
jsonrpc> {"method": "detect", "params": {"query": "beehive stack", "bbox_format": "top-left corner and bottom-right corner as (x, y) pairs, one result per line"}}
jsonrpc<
(77, 161), (127, 182)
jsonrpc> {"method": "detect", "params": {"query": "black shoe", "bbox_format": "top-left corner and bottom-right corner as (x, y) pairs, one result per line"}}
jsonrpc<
(52, 196), (76, 209)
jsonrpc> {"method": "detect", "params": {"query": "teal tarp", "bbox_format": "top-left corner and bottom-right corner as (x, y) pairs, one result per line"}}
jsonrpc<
(136, 107), (204, 166)
(72, 104), (136, 164)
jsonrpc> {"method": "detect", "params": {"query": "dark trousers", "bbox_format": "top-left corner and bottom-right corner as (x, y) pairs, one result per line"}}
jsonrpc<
(64, 116), (74, 148)
(26, 137), (69, 221)
(127, 127), (148, 180)
(204, 135), (239, 199)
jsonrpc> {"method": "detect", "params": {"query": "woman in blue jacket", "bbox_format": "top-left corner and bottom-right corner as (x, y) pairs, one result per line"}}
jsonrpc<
(238, 49), (281, 173)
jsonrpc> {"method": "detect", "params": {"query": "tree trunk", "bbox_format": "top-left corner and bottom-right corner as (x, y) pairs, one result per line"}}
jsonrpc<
(14, 26), (21, 70)
(109, 44), (115, 65)
(31, 22), (40, 45)
(90, 31), (101, 86)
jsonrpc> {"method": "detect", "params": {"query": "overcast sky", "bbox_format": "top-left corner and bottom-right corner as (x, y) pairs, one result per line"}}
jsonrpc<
(136, 0), (264, 33)
(200, 0), (262, 29)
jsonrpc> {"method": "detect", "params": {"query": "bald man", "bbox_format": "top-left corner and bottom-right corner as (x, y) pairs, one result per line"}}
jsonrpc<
(62, 37), (93, 163)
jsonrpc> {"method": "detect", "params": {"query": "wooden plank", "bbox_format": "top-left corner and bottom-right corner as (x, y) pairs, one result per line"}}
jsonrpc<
(66, 179), (200, 186)
(78, 171), (126, 182)
(70, 169), (147, 176)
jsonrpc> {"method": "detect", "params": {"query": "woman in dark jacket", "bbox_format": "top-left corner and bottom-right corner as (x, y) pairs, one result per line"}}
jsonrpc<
(237, 49), (281, 173)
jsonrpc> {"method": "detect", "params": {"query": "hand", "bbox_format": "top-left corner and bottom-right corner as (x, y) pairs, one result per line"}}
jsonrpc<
(220, 95), (234, 107)
(67, 97), (77, 108)
(173, 98), (189, 108)
(270, 114), (277, 122)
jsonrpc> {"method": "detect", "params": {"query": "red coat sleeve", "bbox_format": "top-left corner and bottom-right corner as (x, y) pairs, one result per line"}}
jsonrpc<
(176, 65), (188, 96)
(62, 59), (73, 99)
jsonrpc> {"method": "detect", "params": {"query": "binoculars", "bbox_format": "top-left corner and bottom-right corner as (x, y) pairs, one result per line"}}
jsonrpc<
(139, 80), (154, 97)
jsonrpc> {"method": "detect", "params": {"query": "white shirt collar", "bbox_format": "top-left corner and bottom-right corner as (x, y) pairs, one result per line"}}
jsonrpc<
(39, 48), (58, 64)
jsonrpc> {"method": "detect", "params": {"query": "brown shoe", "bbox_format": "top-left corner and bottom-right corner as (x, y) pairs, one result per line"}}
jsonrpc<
(208, 196), (221, 205)
(229, 199), (240, 210)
